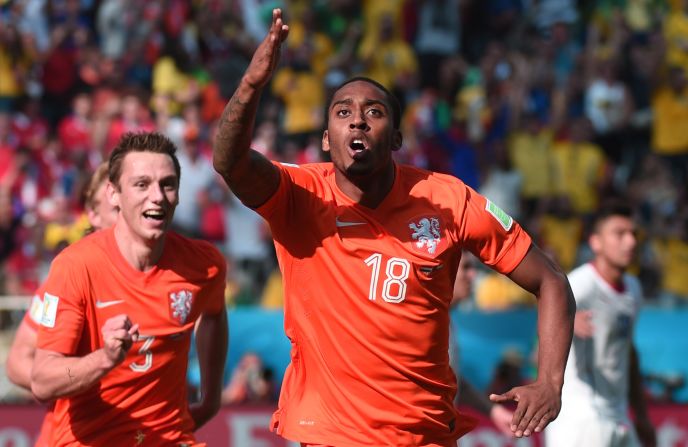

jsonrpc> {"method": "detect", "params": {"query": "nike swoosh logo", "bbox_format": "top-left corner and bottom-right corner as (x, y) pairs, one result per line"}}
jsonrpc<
(95, 299), (125, 309)
(335, 217), (367, 228)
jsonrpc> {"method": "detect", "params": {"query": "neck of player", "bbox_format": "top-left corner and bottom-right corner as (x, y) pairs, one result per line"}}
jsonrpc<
(114, 223), (166, 272)
(335, 162), (396, 209)
(592, 257), (624, 288)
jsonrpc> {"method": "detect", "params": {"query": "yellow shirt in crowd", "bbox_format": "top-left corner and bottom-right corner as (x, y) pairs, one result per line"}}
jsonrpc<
(652, 86), (688, 155)
(551, 141), (606, 214)
(508, 129), (554, 199)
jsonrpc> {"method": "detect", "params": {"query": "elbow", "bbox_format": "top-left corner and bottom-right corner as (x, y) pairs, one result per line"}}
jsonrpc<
(5, 359), (22, 388)
(30, 376), (54, 403)
(30, 359), (59, 403)
(6, 350), (32, 390)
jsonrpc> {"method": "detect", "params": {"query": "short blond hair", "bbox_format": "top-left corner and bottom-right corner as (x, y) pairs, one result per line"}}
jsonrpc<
(84, 162), (110, 211)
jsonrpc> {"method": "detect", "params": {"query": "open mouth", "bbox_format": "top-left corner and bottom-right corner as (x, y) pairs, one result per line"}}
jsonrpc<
(348, 138), (369, 159)
(143, 210), (166, 221)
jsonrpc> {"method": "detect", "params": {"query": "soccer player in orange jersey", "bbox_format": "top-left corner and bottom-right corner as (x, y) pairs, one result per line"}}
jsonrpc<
(7, 162), (117, 447)
(213, 9), (575, 447)
(30, 132), (228, 447)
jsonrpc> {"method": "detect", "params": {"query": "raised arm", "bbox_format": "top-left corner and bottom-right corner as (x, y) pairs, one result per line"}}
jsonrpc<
(489, 246), (575, 437)
(212, 9), (289, 208)
(31, 314), (139, 402)
(188, 308), (228, 430)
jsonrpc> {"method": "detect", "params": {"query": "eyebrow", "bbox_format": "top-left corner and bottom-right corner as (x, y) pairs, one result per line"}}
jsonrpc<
(331, 98), (389, 111)
(129, 174), (178, 183)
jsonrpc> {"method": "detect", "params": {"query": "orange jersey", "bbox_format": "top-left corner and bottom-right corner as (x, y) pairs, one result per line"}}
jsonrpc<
(256, 162), (532, 446)
(36, 227), (226, 447)
(35, 404), (55, 447)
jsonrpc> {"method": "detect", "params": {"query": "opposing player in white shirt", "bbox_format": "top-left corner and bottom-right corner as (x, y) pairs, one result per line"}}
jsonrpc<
(545, 201), (656, 447)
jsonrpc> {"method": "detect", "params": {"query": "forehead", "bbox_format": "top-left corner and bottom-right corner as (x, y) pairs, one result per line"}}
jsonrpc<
(120, 151), (176, 177)
(331, 81), (390, 107)
(597, 215), (635, 232)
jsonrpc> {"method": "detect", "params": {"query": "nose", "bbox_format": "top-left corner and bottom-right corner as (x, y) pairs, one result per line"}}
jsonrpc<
(149, 183), (165, 203)
(349, 111), (368, 130)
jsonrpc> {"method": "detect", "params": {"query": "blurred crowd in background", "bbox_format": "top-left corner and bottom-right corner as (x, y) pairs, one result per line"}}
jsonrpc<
(0, 0), (687, 324)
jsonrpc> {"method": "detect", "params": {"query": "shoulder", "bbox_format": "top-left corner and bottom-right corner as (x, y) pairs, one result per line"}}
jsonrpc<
(398, 164), (468, 197)
(165, 232), (227, 282)
(623, 273), (643, 304)
(567, 264), (597, 301)
(274, 161), (332, 185)
(167, 232), (224, 265)
(568, 263), (593, 281)
(52, 229), (109, 267)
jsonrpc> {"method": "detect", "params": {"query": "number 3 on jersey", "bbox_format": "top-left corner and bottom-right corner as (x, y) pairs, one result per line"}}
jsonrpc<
(130, 335), (155, 373)
(364, 253), (410, 303)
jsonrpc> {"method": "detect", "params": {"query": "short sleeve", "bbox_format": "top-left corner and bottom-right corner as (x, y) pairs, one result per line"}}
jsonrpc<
(459, 186), (532, 274)
(36, 254), (87, 355)
(567, 266), (595, 307)
(253, 161), (305, 229)
(23, 285), (47, 331)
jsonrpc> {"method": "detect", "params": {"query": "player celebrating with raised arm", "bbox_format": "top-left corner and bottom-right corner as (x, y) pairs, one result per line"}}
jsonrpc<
(31, 132), (228, 446)
(213, 9), (575, 446)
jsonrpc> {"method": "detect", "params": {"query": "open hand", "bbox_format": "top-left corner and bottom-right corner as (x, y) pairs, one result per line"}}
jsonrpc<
(490, 403), (516, 436)
(489, 380), (561, 437)
(574, 310), (594, 338)
(244, 9), (290, 90)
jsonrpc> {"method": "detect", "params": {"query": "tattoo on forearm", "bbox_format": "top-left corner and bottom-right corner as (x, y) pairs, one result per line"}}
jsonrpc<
(67, 367), (75, 383)
(214, 93), (257, 172)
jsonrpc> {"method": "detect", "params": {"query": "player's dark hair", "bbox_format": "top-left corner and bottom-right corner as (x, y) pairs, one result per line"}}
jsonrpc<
(327, 76), (401, 129)
(108, 132), (181, 189)
(591, 200), (634, 234)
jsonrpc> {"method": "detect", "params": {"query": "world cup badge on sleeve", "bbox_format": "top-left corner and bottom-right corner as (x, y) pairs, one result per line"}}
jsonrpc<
(169, 290), (193, 324)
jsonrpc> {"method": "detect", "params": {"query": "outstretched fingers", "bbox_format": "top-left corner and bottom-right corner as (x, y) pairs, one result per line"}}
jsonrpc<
(270, 9), (290, 44)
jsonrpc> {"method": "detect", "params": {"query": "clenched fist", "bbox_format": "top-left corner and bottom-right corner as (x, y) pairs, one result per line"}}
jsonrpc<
(101, 314), (139, 367)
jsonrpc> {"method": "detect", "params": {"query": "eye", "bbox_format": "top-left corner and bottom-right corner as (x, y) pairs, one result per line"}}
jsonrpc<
(367, 108), (382, 117)
(135, 181), (146, 188)
(335, 108), (350, 117)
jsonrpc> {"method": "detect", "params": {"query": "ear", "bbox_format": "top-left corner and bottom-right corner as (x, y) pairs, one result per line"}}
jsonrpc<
(589, 233), (601, 254)
(106, 181), (119, 208)
(322, 130), (330, 153)
(392, 130), (403, 152)
(87, 207), (101, 230)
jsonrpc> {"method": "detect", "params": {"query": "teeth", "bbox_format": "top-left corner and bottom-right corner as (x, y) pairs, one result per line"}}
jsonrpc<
(144, 210), (164, 219)
(351, 139), (365, 151)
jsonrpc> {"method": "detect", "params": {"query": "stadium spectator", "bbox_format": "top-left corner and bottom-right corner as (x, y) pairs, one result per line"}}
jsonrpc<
(212, 10), (575, 445)
(545, 201), (656, 447)
(651, 64), (688, 184)
(221, 352), (276, 405)
(30, 132), (228, 445)
(551, 117), (609, 217)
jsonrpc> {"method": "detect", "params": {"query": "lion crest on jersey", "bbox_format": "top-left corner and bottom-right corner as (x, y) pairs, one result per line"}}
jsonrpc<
(409, 217), (441, 254)
(169, 290), (193, 324)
